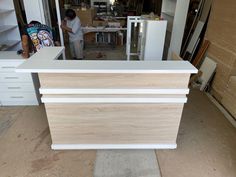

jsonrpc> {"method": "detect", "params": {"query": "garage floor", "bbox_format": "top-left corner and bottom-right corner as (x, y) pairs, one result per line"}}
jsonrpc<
(0, 90), (236, 177)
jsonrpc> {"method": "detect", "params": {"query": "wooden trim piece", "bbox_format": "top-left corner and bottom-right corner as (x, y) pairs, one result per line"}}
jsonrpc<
(171, 52), (183, 60)
(39, 88), (190, 95)
(51, 144), (177, 150)
(42, 97), (187, 103)
(42, 94), (186, 98)
(192, 40), (210, 68)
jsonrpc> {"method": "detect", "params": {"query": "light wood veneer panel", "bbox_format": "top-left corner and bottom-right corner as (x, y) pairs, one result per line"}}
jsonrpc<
(39, 73), (190, 89)
(45, 104), (184, 144)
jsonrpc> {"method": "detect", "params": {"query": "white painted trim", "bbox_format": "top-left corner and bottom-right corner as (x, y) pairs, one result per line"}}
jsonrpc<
(51, 144), (177, 150)
(55, 0), (66, 60)
(167, 0), (190, 59)
(41, 97), (187, 103)
(17, 69), (198, 74)
(206, 93), (236, 128)
(23, 0), (46, 24)
(38, 0), (46, 25)
(39, 88), (189, 95)
(186, 21), (205, 54)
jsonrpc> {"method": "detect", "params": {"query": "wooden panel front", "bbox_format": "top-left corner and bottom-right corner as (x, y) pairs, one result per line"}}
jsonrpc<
(39, 73), (190, 89)
(45, 104), (184, 144)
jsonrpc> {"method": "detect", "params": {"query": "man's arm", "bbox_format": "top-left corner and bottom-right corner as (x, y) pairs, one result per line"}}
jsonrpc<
(61, 24), (73, 33)
(21, 35), (30, 58)
(60, 20), (73, 33)
(61, 19), (80, 34)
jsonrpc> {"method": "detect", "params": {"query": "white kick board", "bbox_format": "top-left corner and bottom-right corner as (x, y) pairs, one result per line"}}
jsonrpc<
(199, 56), (217, 91)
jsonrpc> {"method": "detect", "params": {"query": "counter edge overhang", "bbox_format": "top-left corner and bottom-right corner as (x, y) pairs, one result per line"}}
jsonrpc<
(15, 47), (198, 74)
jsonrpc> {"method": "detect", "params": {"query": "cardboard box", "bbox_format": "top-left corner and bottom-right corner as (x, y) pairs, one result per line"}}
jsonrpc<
(93, 20), (126, 27)
(73, 8), (96, 26)
(93, 20), (107, 27)
(84, 33), (96, 44)
(119, 20), (126, 27)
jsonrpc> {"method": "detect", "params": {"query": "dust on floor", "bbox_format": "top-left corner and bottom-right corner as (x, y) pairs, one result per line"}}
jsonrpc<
(0, 106), (96, 177)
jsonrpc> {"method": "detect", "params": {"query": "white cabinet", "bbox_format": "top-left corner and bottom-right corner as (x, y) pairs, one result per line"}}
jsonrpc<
(141, 20), (167, 61)
(0, 0), (21, 51)
(126, 16), (167, 61)
(161, 0), (190, 59)
(0, 52), (40, 106)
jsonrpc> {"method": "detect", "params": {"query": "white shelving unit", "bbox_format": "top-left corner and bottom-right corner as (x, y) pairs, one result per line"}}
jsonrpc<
(0, 0), (21, 51)
(90, 0), (110, 15)
(126, 16), (167, 61)
(161, 0), (190, 59)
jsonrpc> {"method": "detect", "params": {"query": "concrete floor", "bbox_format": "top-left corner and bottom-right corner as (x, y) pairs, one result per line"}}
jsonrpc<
(157, 90), (236, 177)
(94, 150), (161, 177)
(0, 90), (236, 177)
(65, 44), (139, 60)
(83, 45), (127, 60)
(65, 44), (127, 60)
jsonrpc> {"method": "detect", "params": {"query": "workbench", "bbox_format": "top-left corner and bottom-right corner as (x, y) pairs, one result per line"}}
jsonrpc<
(82, 27), (127, 46)
(16, 47), (197, 150)
(82, 27), (127, 34)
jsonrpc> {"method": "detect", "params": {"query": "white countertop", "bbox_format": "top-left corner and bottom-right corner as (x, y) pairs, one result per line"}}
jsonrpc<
(0, 51), (24, 60)
(16, 47), (198, 74)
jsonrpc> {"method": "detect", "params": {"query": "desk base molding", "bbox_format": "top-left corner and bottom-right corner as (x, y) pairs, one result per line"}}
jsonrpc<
(42, 97), (187, 103)
(51, 144), (177, 150)
(39, 88), (190, 95)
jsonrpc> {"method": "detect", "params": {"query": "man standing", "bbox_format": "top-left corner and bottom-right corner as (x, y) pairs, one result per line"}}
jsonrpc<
(61, 9), (84, 60)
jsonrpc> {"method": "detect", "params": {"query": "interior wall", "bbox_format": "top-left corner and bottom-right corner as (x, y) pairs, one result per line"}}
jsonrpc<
(205, 0), (236, 118)
(23, 0), (46, 24)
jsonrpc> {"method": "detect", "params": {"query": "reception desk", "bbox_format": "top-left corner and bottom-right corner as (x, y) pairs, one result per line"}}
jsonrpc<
(16, 47), (197, 150)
